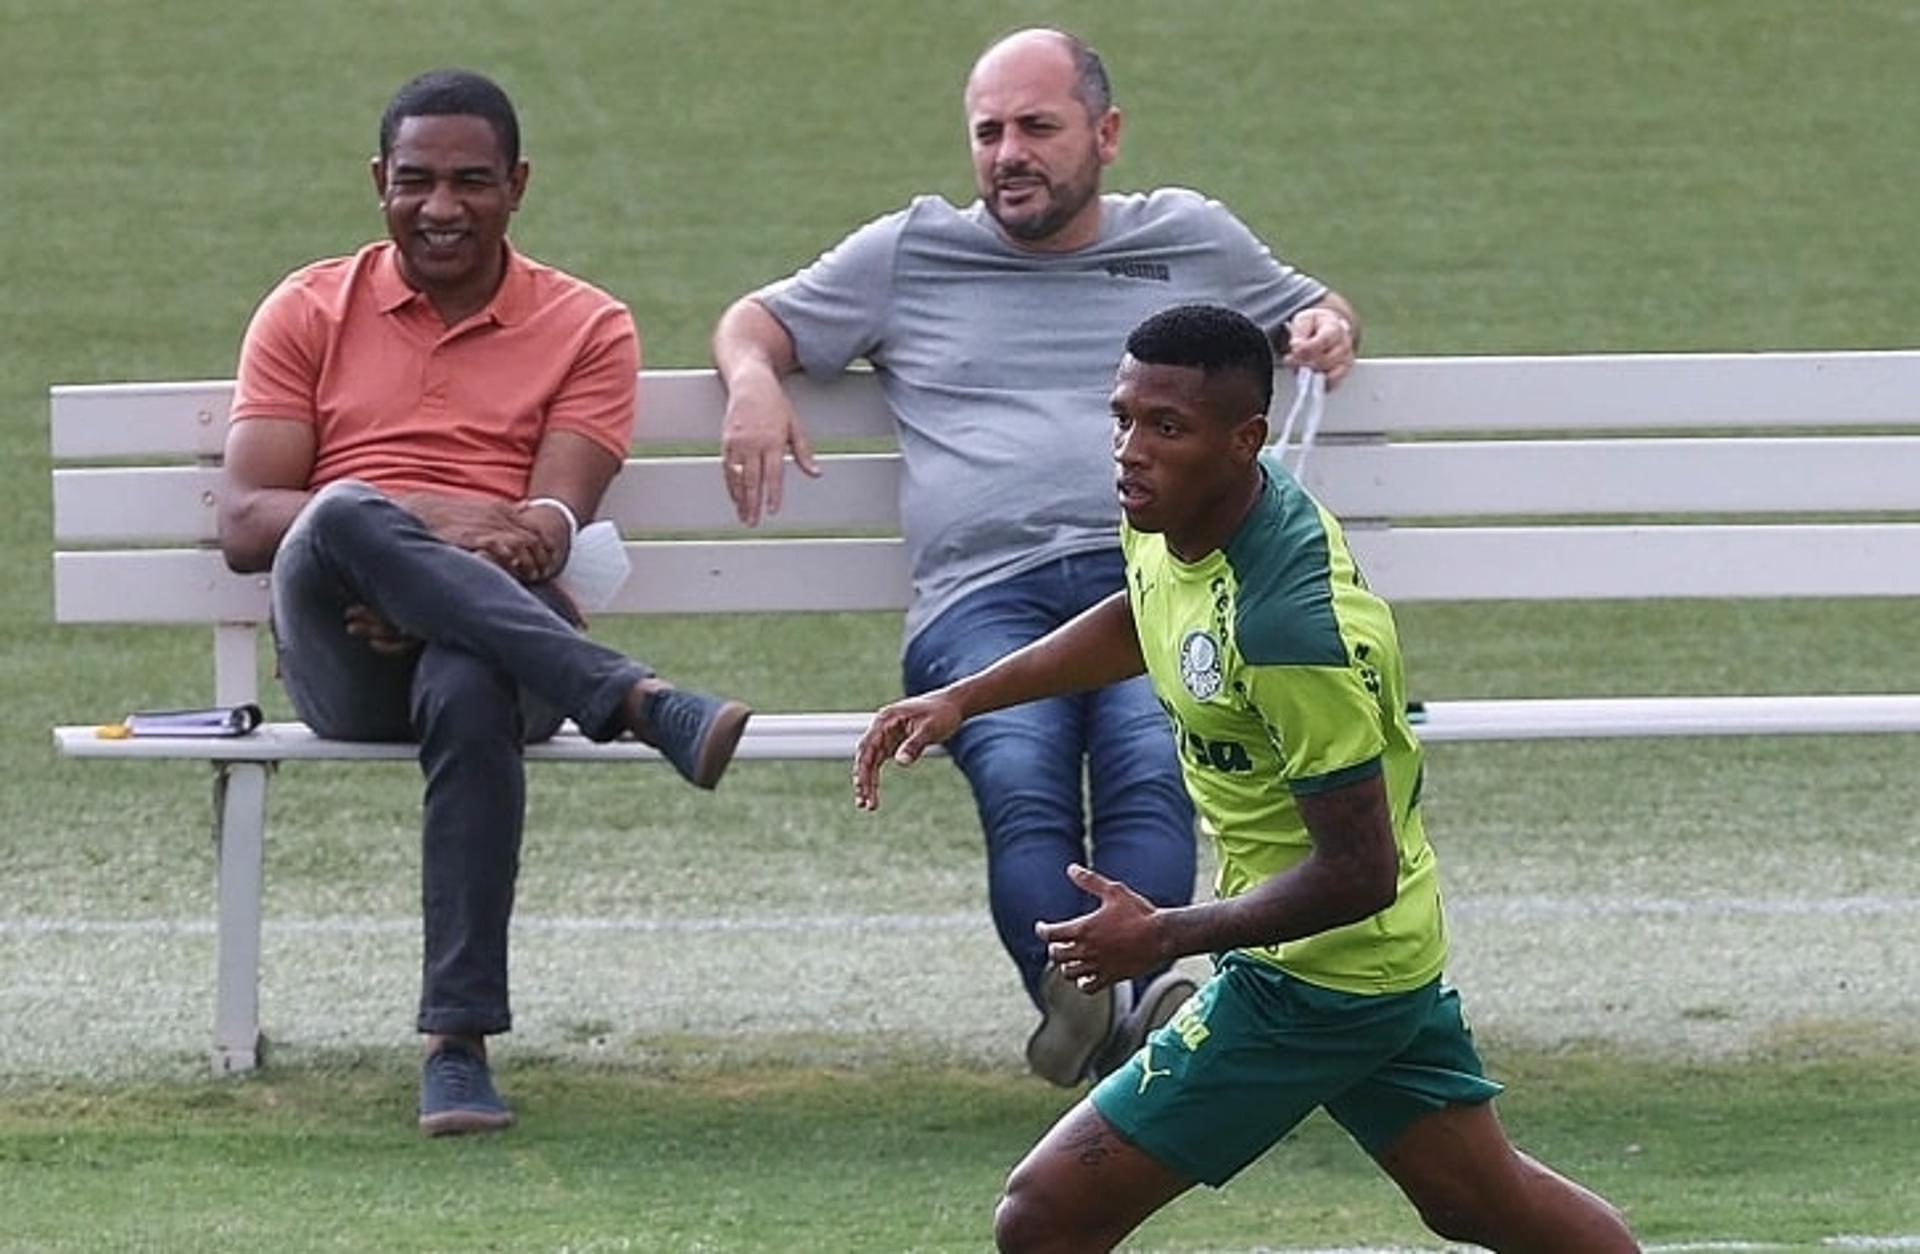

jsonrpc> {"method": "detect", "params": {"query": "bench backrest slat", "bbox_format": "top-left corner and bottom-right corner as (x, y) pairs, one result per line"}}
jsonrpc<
(53, 453), (906, 544)
(1331, 350), (1920, 431)
(54, 434), (1920, 546)
(54, 523), (1920, 626)
(1348, 523), (1920, 600)
(54, 539), (914, 623)
(51, 352), (1920, 636)
(49, 380), (235, 458)
(52, 353), (1920, 460)
(594, 453), (901, 532)
(50, 369), (896, 458)
(1310, 435), (1920, 517)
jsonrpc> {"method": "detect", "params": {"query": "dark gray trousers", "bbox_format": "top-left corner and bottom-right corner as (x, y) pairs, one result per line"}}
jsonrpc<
(270, 480), (651, 1036)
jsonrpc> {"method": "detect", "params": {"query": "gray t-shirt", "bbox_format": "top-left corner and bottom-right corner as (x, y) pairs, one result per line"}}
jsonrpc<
(758, 187), (1327, 644)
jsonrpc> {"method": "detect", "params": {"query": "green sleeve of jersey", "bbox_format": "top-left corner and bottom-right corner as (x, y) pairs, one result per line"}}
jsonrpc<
(1244, 660), (1387, 793)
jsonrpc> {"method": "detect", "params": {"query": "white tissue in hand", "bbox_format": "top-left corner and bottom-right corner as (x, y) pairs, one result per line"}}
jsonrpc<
(557, 520), (630, 611)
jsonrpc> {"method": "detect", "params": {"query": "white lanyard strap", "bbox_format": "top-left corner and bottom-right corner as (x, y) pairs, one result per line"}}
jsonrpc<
(1270, 367), (1326, 477)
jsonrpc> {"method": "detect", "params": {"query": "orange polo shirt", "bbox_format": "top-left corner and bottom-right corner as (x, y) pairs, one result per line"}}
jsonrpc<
(231, 240), (638, 501)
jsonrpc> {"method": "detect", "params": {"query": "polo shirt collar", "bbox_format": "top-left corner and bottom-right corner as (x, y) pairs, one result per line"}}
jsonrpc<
(488, 243), (532, 326)
(371, 238), (532, 326)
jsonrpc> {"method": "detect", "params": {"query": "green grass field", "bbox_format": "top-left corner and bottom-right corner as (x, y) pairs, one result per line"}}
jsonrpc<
(4, 1), (1920, 1249)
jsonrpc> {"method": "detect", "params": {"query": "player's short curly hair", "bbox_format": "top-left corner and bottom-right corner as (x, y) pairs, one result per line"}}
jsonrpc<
(379, 68), (521, 168)
(1125, 304), (1274, 415)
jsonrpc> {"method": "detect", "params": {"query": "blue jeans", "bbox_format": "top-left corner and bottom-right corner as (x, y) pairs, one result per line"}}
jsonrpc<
(271, 481), (653, 1037)
(903, 549), (1196, 1008)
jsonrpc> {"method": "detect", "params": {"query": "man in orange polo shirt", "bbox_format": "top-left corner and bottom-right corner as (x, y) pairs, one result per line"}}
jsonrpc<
(217, 69), (750, 1137)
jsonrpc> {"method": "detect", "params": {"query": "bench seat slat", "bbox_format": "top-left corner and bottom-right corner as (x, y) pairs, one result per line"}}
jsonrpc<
(53, 693), (1920, 765)
(1411, 695), (1920, 739)
(52, 716), (911, 763)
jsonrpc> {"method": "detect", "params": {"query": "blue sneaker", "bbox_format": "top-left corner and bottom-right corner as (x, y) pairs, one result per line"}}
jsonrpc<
(419, 1044), (514, 1137)
(639, 687), (752, 790)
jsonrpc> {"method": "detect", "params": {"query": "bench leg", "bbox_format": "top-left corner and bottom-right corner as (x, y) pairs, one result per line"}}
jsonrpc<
(210, 763), (268, 1074)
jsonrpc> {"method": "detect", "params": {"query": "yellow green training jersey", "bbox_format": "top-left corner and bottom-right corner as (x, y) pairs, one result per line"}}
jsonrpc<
(1121, 454), (1445, 994)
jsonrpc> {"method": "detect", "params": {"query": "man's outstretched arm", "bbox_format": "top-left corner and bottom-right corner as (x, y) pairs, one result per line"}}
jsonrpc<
(852, 590), (1145, 809)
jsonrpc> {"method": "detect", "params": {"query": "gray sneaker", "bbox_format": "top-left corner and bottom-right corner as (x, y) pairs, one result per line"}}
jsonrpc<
(1025, 963), (1124, 1087)
(418, 1043), (514, 1137)
(1087, 969), (1198, 1081)
(639, 688), (752, 790)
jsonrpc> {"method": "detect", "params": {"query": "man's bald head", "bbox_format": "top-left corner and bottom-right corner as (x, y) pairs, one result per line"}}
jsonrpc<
(969, 27), (1112, 120)
(962, 26), (1121, 251)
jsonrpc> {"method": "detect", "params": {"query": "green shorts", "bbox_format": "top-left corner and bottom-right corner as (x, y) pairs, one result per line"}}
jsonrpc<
(1089, 953), (1502, 1187)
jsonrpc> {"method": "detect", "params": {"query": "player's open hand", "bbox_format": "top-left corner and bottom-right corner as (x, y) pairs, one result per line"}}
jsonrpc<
(852, 692), (964, 811)
(1036, 863), (1166, 992)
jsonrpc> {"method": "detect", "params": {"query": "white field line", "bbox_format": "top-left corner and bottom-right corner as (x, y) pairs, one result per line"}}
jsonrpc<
(1176, 1240), (1920, 1253)
(0, 911), (978, 937)
(1638, 1243), (1920, 1253)
(0, 895), (1914, 938)
(1180, 1242), (1920, 1253)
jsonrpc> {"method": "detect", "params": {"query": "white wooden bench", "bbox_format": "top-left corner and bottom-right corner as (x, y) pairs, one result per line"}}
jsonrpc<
(50, 352), (1920, 1072)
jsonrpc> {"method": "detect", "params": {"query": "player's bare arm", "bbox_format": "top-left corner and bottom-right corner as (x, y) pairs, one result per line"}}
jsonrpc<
(1041, 772), (1400, 990)
(1157, 771), (1398, 956)
(852, 591), (1146, 809)
(712, 295), (819, 526)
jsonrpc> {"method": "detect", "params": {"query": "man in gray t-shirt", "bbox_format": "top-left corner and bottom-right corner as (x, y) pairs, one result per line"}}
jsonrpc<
(711, 27), (1359, 1087)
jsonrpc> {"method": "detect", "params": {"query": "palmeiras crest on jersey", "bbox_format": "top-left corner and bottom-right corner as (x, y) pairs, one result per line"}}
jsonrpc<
(1178, 629), (1223, 700)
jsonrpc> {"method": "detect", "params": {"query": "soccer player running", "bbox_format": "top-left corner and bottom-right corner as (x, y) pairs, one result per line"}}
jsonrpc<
(853, 305), (1639, 1251)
